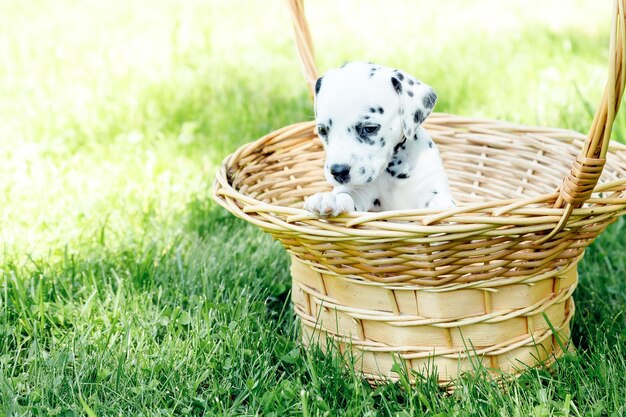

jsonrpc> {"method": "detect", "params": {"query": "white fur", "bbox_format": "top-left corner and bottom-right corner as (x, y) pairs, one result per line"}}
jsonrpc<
(304, 62), (455, 215)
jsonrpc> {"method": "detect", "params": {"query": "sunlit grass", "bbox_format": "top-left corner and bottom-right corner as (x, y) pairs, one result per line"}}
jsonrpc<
(0, 0), (624, 415)
(0, 0), (617, 256)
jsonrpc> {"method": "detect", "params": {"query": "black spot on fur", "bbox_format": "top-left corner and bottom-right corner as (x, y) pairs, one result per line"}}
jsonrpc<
(364, 115), (370, 119)
(395, 71), (404, 81)
(425, 201), (430, 208)
(359, 167), (366, 174)
(429, 141), (433, 148)
(329, 119), (333, 126)
(391, 77), (402, 93)
(408, 79), (414, 85)
(414, 133), (418, 141)
(386, 135), (411, 177)
(414, 109), (424, 124)
(423, 90), (437, 109)
(370, 108), (376, 113)
(377, 107), (384, 114)
(407, 90), (414, 97)
(380, 139), (386, 147)
(315, 77), (323, 95)
(373, 199), (381, 207)
(432, 191), (439, 195)
(366, 177), (373, 183)
(393, 137), (407, 153)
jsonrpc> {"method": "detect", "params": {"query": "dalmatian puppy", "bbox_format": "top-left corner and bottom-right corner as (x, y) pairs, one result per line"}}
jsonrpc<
(304, 62), (455, 216)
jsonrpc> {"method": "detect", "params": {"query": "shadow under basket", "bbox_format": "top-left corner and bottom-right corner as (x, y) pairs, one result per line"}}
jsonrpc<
(213, 0), (626, 387)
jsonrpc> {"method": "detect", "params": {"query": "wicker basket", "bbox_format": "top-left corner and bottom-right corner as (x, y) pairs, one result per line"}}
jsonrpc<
(213, 0), (626, 386)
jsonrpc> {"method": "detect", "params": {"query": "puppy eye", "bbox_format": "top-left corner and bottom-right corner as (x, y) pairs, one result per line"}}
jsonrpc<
(317, 125), (328, 136)
(362, 124), (380, 135)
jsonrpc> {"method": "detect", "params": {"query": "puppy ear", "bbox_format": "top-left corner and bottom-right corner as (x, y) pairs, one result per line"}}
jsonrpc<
(315, 76), (323, 95)
(390, 70), (437, 139)
(314, 76), (323, 114)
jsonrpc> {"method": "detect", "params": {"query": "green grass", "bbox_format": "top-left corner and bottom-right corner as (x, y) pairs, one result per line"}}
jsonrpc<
(1, 0), (625, 415)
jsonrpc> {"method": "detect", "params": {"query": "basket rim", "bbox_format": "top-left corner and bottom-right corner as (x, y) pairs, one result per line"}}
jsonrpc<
(213, 113), (626, 237)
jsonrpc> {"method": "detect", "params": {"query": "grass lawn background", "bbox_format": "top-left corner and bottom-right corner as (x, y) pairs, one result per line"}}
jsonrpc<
(1, 0), (625, 415)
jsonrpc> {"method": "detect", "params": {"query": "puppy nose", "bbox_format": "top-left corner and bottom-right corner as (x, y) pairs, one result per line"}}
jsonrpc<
(330, 164), (351, 183)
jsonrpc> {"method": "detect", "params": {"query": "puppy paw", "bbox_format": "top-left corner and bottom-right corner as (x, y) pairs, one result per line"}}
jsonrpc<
(427, 193), (456, 210)
(429, 200), (456, 210)
(304, 192), (355, 216)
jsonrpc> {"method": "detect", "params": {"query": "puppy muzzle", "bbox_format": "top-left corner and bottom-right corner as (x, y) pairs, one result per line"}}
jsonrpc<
(330, 164), (351, 184)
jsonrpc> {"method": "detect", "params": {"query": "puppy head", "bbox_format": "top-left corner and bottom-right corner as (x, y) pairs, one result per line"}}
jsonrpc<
(314, 62), (437, 186)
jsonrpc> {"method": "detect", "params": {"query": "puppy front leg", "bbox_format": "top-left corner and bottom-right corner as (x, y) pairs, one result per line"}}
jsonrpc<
(426, 189), (456, 210)
(304, 186), (374, 216)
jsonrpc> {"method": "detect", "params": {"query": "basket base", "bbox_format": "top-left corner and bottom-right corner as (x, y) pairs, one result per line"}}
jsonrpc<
(291, 256), (576, 386)
(299, 319), (572, 388)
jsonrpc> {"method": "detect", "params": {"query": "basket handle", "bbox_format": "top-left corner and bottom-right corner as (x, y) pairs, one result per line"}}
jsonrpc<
(545, 0), (626, 240)
(285, 0), (626, 236)
(285, 0), (319, 96)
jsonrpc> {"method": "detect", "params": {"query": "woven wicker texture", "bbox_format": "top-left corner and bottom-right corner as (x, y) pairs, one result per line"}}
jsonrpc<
(213, 0), (626, 385)
(293, 255), (575, 382)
